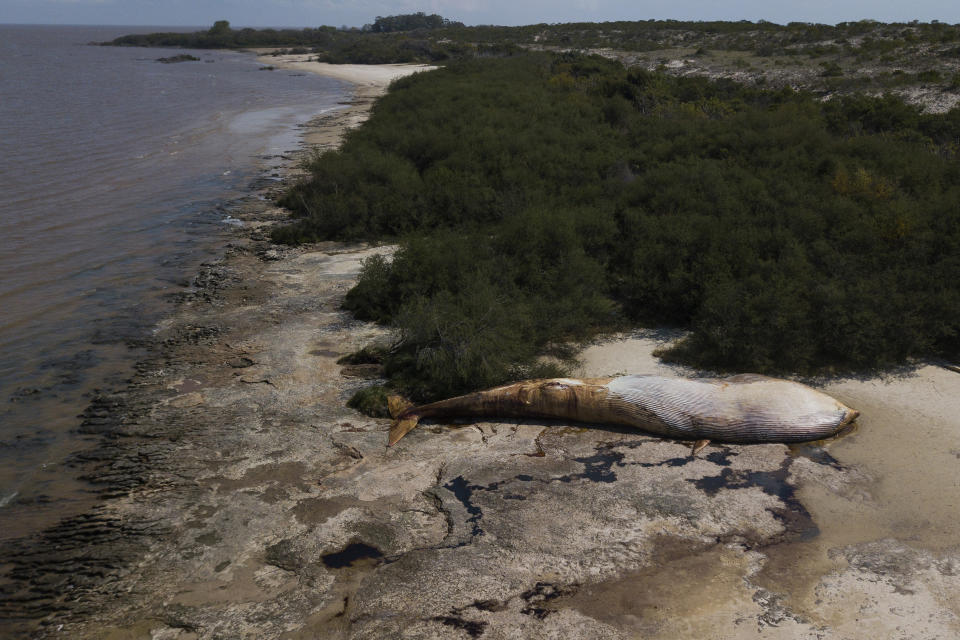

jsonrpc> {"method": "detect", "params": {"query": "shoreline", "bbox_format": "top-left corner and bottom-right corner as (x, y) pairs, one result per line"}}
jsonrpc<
(0, 59), (423, 636)
(2, 56), (958, 639)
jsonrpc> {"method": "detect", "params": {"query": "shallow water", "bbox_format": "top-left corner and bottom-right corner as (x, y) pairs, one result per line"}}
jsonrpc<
(0, 24), (348, 539)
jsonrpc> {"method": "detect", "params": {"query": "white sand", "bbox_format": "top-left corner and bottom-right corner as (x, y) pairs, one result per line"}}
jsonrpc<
(257, 52), (437, 92)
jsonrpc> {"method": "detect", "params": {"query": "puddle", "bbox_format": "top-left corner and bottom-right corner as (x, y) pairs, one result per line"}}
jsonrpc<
(321, 542), (384, 569)
(553, 537), (756, 636)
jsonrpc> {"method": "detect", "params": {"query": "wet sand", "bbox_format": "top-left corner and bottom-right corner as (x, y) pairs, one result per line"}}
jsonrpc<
(3, 57), (959, 639)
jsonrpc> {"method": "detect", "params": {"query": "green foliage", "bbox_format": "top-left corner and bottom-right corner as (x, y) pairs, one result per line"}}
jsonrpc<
(277, 52), (959, 395)
(367, 13), (464, 33)
(820, 61), (843, 76)
(346, 384), (392, 418)
(208, 20), (231, 36)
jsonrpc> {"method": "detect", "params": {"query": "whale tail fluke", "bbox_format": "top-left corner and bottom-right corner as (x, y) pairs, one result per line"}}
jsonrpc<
(387, 395), (413, 419)
(388, 415), (420, 446)
(387, 395), (419, 446)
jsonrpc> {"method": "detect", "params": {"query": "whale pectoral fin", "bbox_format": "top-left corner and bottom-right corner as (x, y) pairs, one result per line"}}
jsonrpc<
(388, 415), (421, 447)
(387, 395), (414, 419)
(691, 439), (710, 456)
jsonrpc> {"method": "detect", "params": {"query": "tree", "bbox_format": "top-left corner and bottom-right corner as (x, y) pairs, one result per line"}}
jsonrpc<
(369, 13), (461, 33)
(208, 20), (231, 36)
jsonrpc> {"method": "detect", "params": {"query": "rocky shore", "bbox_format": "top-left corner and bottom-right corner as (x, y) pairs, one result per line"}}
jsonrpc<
(1, 58), (958, 639)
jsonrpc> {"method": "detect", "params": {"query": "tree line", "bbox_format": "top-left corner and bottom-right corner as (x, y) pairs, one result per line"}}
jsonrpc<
(104, 16), (960, 69)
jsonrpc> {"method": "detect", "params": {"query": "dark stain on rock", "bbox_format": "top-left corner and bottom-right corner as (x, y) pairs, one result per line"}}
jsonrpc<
(226, 356), (254, 368)
(471, 598), (507, 612)
(431, 615), (487, 638)
(429, 597), (508, 637)
(433, 473), (542, 549)
(434, 442), (746, 552)
(563, 451), (624, 483)
(556, 442), (706, 484)
(637, 456), (694, 468)
(321, 542), (384, 569)
(211, 461), (309, 493)
(690, 458), (819, 542)
(520, 581), (580, 619)
(291, 495), (356, 526)
(704, 448), (738, 466)
(444, 476), (484, 539)
(264, 538), (300, 572)
(195, 531), (221, 546)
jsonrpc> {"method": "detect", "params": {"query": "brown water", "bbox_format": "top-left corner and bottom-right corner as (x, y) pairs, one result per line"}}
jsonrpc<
(0, 25), (348, 539)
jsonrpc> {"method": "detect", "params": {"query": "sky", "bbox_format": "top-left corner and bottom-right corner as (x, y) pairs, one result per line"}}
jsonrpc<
(1, 0), (958, 28)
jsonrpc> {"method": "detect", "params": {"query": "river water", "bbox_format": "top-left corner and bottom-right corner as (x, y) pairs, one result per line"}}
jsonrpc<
(0, 25), (347, 539)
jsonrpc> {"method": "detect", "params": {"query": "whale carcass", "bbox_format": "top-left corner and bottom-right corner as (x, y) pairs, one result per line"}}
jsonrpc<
(387, 374), (859, 451)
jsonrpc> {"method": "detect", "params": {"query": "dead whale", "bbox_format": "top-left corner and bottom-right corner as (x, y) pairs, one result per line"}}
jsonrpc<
(387, 374), (859, 452)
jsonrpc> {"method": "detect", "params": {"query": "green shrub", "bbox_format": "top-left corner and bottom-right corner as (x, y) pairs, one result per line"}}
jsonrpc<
(274, 52), (960, 396)
(346, 385), (392, 418)
(820, 61), (843, 77)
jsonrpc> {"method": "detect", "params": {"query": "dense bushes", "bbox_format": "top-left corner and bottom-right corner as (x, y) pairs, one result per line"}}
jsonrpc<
(277, 53), (960, 398)
(367, 13), (464, 33)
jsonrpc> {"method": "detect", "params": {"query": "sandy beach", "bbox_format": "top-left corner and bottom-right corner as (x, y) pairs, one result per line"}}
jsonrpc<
(3, 55), (959, 639)
(257, 52), (436, 150)
(262, 52), (437, 87)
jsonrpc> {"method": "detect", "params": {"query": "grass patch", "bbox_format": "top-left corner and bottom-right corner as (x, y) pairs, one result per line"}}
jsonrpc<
(346, 385), (392, 418)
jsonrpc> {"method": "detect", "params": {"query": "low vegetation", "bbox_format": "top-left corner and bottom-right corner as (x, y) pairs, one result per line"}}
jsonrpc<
(105, 16), (960, 400)
(277, 52), (960, 400)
